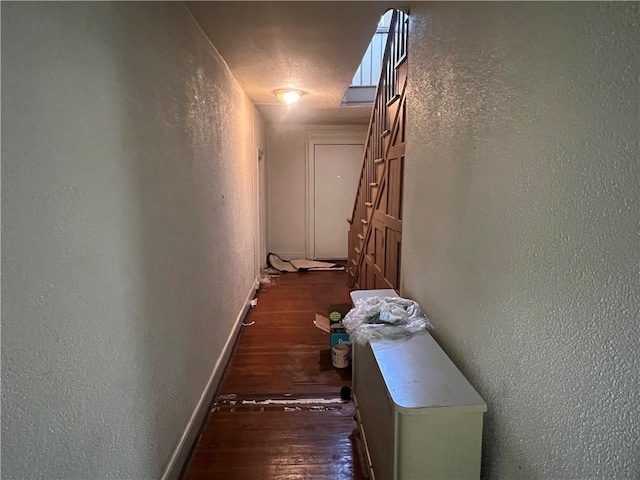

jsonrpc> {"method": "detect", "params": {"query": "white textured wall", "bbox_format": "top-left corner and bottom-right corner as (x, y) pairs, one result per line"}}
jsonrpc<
(267, 124), (310, 258)
(2, 2), (259, 478)
(403, 3), (639, 479)
(266, 124), (366, 259)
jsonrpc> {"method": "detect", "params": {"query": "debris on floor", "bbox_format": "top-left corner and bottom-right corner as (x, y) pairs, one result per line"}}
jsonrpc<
(259, 267), (280, 287)
(212, 393), (349, 413)
(267, 252), (345, 272)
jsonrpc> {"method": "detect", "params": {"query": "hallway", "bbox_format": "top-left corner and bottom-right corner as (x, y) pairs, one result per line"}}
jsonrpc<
(181, 271), (367, 479)
(3, 3), (638, 479)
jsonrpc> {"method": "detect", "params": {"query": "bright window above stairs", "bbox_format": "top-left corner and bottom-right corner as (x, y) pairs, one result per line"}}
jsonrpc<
(342, 10), (393, 105)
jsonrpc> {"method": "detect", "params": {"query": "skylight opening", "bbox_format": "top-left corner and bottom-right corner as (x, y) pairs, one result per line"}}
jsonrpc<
(342, 10), (393, 106)
(350, 10), (393, 88)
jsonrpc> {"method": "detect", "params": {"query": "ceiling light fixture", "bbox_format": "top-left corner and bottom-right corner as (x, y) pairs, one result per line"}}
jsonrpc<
(274, 89), (304, 105)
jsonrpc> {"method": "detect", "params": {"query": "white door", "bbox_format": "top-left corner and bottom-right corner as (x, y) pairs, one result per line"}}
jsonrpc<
(313, 144), (363, 259)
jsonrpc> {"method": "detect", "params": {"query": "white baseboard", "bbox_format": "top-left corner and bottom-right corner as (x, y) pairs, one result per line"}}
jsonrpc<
(161, 278), (259, 480)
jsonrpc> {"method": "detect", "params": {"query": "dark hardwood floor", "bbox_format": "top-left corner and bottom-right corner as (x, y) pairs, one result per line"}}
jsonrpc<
(181, 271), (367, 480)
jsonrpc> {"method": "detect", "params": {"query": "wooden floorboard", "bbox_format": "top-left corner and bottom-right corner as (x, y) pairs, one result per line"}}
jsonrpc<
(181, 271), (367, 480)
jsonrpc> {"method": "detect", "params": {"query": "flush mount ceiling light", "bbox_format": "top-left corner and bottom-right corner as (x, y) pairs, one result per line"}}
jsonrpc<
(274, 89), (304, 105)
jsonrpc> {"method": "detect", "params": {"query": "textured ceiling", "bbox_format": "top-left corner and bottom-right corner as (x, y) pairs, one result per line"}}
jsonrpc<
(187, 1), (391, 124)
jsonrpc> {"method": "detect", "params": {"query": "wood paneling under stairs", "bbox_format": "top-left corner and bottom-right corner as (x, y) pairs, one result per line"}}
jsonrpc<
(182, 271), (367, 480)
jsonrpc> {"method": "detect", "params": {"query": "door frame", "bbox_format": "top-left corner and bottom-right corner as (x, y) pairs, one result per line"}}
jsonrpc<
(256, 148), (267, 269)
(306, 129), (366, 260)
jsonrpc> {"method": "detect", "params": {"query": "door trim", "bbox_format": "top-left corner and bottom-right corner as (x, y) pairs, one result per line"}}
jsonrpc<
(306, 129), (366, 260)
(257, 148), (267, 268)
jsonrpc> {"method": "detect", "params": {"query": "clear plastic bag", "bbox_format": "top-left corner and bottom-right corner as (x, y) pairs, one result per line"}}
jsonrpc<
(343, 296), (432, 345)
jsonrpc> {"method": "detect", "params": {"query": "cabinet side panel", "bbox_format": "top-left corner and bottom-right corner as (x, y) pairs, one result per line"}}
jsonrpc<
(397, 411), (484, 479)
(354, 342), (396, 480)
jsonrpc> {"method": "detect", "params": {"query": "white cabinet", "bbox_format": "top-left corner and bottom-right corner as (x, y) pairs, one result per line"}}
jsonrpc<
(350, 290), (487, 480)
